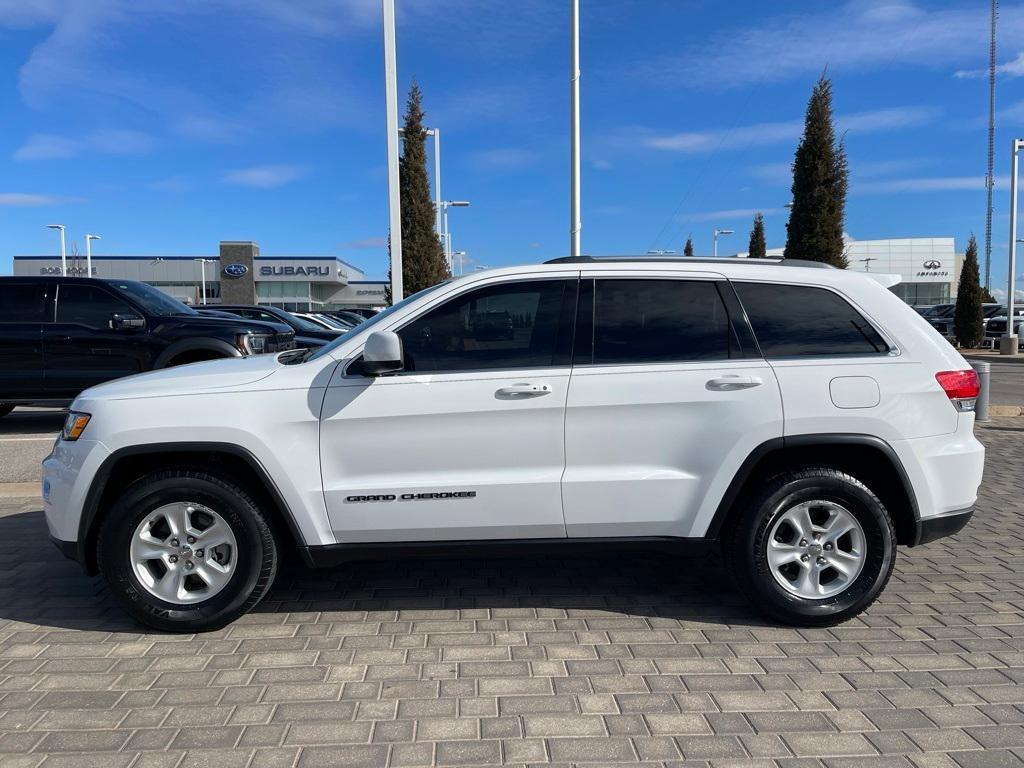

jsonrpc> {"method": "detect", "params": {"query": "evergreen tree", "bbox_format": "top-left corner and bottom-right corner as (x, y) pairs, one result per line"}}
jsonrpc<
(747, 212), (767, 258)
(954, 235), (984, 347)
(784, 74), (849, 267)
(981, 286), (997, 303)
(392, 81), (449, 300)
(683, 236), (694, 258)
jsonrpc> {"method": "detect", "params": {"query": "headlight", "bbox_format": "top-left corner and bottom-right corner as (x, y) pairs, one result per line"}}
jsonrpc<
(61, 412), (91, 441)
(238, 333), (270, 355)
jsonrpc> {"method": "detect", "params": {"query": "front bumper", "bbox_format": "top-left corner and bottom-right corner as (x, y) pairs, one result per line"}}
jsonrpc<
(913, 506), (974, 546)
(42, 437), (111, 571)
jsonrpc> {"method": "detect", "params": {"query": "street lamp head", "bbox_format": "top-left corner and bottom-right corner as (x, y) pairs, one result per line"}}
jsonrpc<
(715, 229), (734, 236)
(448, 200), (471, 207)
(47, 224), (65, 231)
(86, 233), (101, 241)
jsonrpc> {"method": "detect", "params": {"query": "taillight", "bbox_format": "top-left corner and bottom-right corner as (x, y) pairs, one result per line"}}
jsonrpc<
(935, 370), (980, 411)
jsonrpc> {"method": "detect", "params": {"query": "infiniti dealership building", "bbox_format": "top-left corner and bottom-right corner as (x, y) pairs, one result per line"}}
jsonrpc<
(753, 237), (962, 305)
(13, 241), (389, 312)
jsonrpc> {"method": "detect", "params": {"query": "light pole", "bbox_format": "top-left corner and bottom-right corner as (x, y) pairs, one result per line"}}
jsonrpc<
(193, 258), (212, 305)
(47, 224), (66, 276)
(858, 257), (877, 273)
(85, 234), (100, 277)
(452, 250), (468, 276)
(382, 0), (402, 303)
(441, 200), (470, 272)
(1002, 137), (1023, 355)
(713, 228), (734, 258)
(569, 0), (581, 257)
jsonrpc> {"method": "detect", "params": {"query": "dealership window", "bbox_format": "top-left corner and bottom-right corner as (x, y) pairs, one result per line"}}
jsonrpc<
(890, 282), (950, 306)
(398, 280), (575, 372)
(734, 282), (888, 357)
(0, 284), (47, 323)
(257, 281), (311, 301)
(576, 279), (738, 364)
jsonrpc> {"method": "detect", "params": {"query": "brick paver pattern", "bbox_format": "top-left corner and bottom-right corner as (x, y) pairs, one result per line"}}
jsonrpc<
(2, 420), (1024, 767)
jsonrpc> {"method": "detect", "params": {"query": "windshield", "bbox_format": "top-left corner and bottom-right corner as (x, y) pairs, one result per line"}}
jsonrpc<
(108, 280), (196, 316)
(308, 281), (451, 361)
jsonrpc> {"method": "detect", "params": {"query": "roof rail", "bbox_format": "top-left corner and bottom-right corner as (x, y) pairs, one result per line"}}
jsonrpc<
(543, 255), (835, 269)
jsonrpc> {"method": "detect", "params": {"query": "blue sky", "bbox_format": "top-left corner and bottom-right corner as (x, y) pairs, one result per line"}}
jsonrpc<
(1, 0), (1023, 293)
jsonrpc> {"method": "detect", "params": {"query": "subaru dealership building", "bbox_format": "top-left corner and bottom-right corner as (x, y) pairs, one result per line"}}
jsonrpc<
(12, 241), (389, 311)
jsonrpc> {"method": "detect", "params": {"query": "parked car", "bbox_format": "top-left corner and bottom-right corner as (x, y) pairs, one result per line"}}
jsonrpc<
(43, 257), (984, 632)
(918, 303), (955, 319)
(929, 303), (1006, 339)
(321, 310), (370, 327)
(0, 276), (295, 417)
(984, 310), (1024, 344)
(210, 304), (343, 347)
(293, 312), (352, 331)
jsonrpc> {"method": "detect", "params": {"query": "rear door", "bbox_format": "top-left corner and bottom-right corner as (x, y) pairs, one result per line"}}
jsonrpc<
(44, 283), (150, 397)
(562, 273), (784, 539)
(0, 282), (49, 401)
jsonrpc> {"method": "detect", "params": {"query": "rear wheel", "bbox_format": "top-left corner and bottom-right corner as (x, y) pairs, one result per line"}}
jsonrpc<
(726, 468), (896, 626)
(97, 469), (278, 632)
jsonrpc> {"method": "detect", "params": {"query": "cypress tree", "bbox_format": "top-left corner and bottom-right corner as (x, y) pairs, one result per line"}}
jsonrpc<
(784, 74), (849, 267)
(393, 81), (449, 300)
(748, 212), (767, 258)
(954, 235), (984, 347)
(683, 237), (694, 258)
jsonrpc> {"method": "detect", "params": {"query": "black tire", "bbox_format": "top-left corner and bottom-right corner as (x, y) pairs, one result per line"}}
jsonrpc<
(97, 469), (278, 632)
(0, 404), (13, 419)
(725, 468), (896, 627)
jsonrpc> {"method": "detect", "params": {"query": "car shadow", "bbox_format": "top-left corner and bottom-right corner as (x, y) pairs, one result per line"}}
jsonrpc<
(0, 507), (771, 635)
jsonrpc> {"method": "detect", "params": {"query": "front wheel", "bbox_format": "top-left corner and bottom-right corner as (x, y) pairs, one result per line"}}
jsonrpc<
(97, 469), (278, 632)
(726, 468), (896, 627)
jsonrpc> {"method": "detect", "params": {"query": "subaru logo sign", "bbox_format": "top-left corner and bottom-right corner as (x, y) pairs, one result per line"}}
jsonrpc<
(923, 260), (942, 269)
(223, 263), (248, 278)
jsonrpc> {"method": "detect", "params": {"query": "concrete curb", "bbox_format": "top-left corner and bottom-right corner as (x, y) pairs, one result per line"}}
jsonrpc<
(964, 352), (1024, 365)
(989, 405), (1024, 417)
(0, 483), (40, 499)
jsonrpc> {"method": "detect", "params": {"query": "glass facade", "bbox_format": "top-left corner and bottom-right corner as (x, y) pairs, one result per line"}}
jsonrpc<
(890, 282), (950, 306)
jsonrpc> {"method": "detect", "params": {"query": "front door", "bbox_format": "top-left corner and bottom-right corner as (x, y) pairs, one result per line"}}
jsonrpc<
(0, 281), (48, 402)
(44, 283), (149, 398)
(562, 274), (784, 538)
(320, 276), (578, 543)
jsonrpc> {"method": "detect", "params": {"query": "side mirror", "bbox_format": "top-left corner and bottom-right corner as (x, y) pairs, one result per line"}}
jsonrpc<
(362, 331), (404, 376)
(110, 312), (145, 331)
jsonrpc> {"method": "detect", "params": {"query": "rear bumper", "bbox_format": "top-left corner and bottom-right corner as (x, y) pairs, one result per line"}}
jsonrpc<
(913, 506), (974, 546)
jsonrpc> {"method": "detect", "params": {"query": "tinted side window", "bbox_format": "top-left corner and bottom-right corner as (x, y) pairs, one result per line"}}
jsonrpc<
(734, 282), (889, 357)
(398, 280), (574, 372)
(578, 279), (734, 364)
(0, 284), (47, 323)
(56, 285), (134, 329)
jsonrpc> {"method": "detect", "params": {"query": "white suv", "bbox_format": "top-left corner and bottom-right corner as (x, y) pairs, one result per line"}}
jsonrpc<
(42, 257), (985, 632)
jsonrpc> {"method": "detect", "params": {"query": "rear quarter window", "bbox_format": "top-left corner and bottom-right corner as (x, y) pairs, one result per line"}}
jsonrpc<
(734, 282), (889, 358)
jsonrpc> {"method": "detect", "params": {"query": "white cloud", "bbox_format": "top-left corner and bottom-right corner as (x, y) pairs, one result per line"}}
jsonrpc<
(635, 1), (1024, 88)
(955, 51), (1024, 80)
(680, 207), (787, 223)
(14, 129), (154, 160)
(223, 164), (309, 188)
(0, 192), (72, 205)
(642, 106), (939, 154)
(854, 175), (1009, 194)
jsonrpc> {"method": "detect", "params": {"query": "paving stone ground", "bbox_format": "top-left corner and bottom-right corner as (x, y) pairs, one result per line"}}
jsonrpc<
(2, 420), (1024, 767)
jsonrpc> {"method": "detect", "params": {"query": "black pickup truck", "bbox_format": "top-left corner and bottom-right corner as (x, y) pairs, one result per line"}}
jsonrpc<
(0, 276), (295, 417)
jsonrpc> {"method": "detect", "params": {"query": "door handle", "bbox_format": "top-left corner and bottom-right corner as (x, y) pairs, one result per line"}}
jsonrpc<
(496, 383), (552, 397)
(706, 375), (763, 391)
